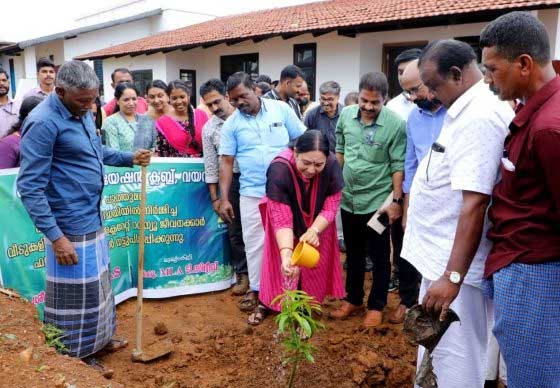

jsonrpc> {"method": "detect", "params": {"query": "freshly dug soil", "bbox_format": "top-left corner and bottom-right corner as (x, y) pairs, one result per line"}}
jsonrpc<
(0, 292), (122, 388)
(1, 274), (418, 388)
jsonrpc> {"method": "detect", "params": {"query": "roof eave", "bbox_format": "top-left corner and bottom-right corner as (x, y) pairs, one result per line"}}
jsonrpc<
(76, 3), (560, 61)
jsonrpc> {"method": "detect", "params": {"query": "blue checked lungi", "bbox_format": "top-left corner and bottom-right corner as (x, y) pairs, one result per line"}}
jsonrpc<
(485, 262), (560, 388)
(44, 230), (116, 358)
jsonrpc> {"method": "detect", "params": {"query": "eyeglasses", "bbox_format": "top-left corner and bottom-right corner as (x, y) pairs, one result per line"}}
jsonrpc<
(319, 96), (337, 103)
(402, 83), (425, 99)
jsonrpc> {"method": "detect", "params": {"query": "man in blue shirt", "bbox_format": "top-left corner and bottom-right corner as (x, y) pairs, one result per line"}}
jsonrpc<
(17, 60), (150, 374)
(387, 59), (446, 324)
(219, 72), (305, 324)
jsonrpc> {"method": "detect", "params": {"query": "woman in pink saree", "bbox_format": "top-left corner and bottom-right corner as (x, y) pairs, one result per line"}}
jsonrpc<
(249, 130), (345, 325)
(154, 79), (209, 157)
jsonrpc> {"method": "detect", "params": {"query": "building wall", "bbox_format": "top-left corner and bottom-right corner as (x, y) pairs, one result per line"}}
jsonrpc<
(152, 9), (215, 32)
(34, 39), (65, 66)
(64, 18), (156, 62)
(101, 15), (560, 99)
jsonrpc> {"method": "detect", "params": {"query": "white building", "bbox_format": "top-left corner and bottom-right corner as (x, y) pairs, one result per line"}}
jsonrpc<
(76, 0), (560, 103)
(0, 0), (216, 99)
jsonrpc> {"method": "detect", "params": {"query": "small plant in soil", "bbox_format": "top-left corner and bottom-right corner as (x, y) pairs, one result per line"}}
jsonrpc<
(41, 324), (68, 354)
(272, 290), (324, 388)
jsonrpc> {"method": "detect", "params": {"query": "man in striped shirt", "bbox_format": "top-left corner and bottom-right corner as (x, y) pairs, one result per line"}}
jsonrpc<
(263, 65), (305, 120)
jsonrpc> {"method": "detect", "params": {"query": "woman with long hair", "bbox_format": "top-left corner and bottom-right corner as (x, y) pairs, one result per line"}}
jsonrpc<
(154, 79), (209, 157)
(101, 83), (156, 151)
(0, 95), (44, 168)
(146, 80), (171, 120)
(249, 129), (346, 325)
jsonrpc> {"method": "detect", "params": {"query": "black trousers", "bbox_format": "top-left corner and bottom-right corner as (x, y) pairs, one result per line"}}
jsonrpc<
(228, 173), (247, 275)
(341, 209), (391, 311)
(390, 218), (421, 308)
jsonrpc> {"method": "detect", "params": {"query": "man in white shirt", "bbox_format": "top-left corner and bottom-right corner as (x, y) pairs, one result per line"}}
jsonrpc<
(386, 48), (422, 120)
(401, 40), (514, 387)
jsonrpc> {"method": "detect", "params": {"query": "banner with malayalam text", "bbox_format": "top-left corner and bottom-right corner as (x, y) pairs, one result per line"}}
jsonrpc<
(0, 158), (233, 318)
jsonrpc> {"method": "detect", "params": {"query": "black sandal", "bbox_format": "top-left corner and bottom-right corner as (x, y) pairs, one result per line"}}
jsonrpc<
(82, 356), (114, 379)
(247, 303), (269, 326)
(238, 290), (258, 312)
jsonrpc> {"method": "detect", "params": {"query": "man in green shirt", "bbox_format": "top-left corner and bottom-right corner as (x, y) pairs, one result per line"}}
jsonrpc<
(331, 72), (406, 328)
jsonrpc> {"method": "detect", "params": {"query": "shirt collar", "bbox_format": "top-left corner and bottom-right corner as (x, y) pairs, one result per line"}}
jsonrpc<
(446, 79), (486, 119)
(355, 105), (387, 127)
(239, 97), (266, 118)
(49, 92), (77, 120)
(0, 97), (15, 110)
(319, 103), (342, 118)
(417, 104), (446, 117)
(270, 88), (282, 101)
(511, 76), (560, 130)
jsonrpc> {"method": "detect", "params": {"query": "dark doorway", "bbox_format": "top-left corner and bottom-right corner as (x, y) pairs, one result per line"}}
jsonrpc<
(180, 69), (197, 106)
(220, 53), (259, 83)
(293, 43), (317, 100)
(382, 42), (428, 99)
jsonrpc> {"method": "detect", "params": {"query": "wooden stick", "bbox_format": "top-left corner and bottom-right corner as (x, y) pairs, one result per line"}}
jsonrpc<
(0, 287), (20, 298)
(135, 165), (147, 355)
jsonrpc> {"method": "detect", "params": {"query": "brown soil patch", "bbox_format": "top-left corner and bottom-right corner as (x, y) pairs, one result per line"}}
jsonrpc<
(0, 292), (122, 388)
(1, 274), (417, 388)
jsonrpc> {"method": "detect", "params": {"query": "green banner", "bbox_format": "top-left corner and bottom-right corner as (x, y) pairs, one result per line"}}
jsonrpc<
(0, 159), (232, 318)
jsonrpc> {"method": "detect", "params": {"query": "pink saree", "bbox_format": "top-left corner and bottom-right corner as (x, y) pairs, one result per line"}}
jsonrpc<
(258, 149), (345, 311)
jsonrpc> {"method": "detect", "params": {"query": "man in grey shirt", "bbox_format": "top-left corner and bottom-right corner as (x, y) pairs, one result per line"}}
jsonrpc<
(200, 79), (248, 296)
(304, 81), (343, 152)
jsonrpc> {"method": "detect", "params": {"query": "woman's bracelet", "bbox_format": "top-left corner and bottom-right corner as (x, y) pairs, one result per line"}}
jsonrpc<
(211, 198), (219, 203)
(309, 226), (320, 235)
(279, 247), (293, 252)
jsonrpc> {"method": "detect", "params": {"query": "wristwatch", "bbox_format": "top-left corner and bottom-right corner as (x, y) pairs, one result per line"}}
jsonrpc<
(392, 197), (404, 206)
(444, 270), (462, 284)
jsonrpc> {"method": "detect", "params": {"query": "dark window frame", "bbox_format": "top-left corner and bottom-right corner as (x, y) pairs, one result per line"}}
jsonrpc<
(179, 69), (197, 106)
(131, 69), (153, 98)
(220, 53), (259, 84)
(293, 43), (317, 100)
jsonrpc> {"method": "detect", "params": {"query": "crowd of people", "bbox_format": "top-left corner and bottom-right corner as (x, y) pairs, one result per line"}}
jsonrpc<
(0, 10), (558, 388)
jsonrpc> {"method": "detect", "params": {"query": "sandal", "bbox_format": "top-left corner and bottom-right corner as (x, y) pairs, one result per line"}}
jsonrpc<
(238, 290), (258, 312)
(103, 336), (128, 352)
(82, 356), (114, 379)
(247, 303), (269, 326)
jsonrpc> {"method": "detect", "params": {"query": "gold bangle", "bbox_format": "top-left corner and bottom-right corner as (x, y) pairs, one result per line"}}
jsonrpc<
(279, 247), (293, 252)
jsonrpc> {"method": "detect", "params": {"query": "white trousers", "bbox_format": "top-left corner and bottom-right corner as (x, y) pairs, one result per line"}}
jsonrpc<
(416, 278), (490, 388)
(239, 195), (265, 291)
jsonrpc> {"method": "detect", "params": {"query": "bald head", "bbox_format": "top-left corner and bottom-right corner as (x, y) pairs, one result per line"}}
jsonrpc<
(399, 59), (442, 111)
(400, 59), (420, 91)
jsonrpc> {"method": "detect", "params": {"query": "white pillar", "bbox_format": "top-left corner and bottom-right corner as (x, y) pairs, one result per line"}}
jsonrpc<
(23, 46), (37, 80)
(555, 9), (560, 60)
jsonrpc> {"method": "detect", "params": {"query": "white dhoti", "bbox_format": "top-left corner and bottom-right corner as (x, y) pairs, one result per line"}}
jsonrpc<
(416, 278), (491, 388)
(239, 195), (265, 291)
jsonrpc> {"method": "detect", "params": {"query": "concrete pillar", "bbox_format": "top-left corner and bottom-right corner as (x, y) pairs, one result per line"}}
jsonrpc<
(23, 46), (37, 80)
